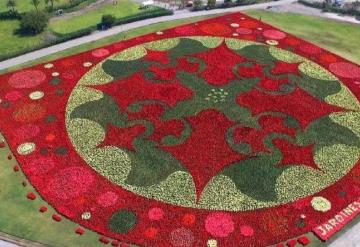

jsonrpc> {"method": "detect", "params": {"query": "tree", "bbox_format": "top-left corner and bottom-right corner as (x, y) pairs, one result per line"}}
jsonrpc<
(351, 0), (360, 10)
(20, 11), (49, 34)
(101, 14), (115, 28)
(45, 0), (58, 10)
(207, 0), (216, 8)
(180, 0), (187, 9)
(193, 0), (203, 10)
(7, 0), (16, 12)
(224, 0), (232, 7)
(31, 0), (40, 11)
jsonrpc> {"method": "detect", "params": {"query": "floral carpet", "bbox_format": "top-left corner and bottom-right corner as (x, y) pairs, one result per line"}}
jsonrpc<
(0, 13), (360, 247)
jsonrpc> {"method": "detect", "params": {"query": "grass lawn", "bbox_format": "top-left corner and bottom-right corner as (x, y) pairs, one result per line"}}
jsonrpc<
(246, 10), (360, 65)
(0, 135), (108, 247)
(0, 20), (45, 58)
(49, 0), (141, 35)
(1, 15), (217, 73)
(2, 10), (360, 74)
(0, 0), (70, 13)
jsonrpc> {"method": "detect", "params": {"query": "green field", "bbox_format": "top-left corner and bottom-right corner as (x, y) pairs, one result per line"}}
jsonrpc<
(246, 10), (360, 65)
(0, 20), (46, 59)
(0, 0), (70, 13)
(2, 10), (360, 74)
(1, 11), (360, 247)
(49, 0), (141, 35)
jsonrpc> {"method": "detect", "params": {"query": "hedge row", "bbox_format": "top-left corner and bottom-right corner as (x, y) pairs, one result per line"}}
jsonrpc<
(192, 0), (268, 11)
(0, 10), (21, 20)
(0, 7), (173, 62)
(298, 0), (360, 16)
(53, 7), (173, 38)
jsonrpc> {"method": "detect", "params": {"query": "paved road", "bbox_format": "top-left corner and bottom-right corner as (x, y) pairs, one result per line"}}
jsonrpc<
(329, 222), (360, 247)
(0, 0), (297, 71)
(0, 241), (18, 247)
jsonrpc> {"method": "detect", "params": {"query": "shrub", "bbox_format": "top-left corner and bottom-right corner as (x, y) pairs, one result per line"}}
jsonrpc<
(0, 7), (173, 62)
(0, 10), (21, 20)
(193, 0), (203, 10)
(20, 11), (49, 35)
(299, 0), (360, 16)
(101, 14), (116, 28)
(207, 0), (216, 8)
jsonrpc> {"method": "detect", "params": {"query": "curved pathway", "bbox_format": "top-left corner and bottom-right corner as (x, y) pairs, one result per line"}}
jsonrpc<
(0, 0), (296, 71)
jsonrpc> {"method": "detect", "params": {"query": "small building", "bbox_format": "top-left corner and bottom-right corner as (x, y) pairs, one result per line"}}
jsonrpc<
(140, 0), (154, 8)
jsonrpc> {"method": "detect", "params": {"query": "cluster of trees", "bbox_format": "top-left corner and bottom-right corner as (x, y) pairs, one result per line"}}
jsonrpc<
(4, 0), (58, 35)
(6, 0), (60, 13)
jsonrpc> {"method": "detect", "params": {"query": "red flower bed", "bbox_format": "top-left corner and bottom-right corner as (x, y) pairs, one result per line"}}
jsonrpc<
(0, 13), (360, 247)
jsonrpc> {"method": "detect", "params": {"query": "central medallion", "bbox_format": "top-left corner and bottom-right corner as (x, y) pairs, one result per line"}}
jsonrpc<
(66, 37), (360, 211)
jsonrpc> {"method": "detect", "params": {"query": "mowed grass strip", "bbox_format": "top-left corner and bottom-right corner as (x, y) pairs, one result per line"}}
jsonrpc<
(0, 20), (45, 58)
(49, 0), (141, 35)
(1, 10), (360, 69)
(0, 0), (70, 13)
(246, 10), (360, 65)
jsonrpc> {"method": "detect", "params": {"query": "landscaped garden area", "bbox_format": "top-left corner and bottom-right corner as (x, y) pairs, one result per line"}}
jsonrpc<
(0, 0), (172, 61)
(0, 11), (360, 247)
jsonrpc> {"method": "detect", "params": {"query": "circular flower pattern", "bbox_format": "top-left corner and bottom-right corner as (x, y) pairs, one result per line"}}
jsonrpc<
(266, 40), (279, 45)
(97, 191), (118, 207)
(47, 167), (94, 200)
(263, 30), (286, 40)
(170, 228), (194, 247)
(311, 197), (332, 212)
(240, 225), (254, 237)
(236, 27), (252, 35)
(17, 142), (36, 155)
(44, 63), (54, 69)
(8, 70), (46, 88)
(14, 124), (40, 140)
(205, 213), (234, 237)
(0, 13), (359, 247)
(81, 212), (92, 220)
(26, 157), (55, 175)
(92, 48), (110, 58)
(12, 103), (46, 123)
(29, 91), (44, 100)
(148, 207), (164, 221)
(5, 91), (22, 101)
(83, 62), (93, 67)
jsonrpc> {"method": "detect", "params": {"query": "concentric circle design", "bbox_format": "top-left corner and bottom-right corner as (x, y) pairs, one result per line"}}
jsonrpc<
(0, 13), (360, 247)
(66, 37), (360, 211)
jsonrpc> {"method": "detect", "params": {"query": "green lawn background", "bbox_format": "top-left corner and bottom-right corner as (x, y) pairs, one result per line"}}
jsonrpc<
(49, 0), (141, 35)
